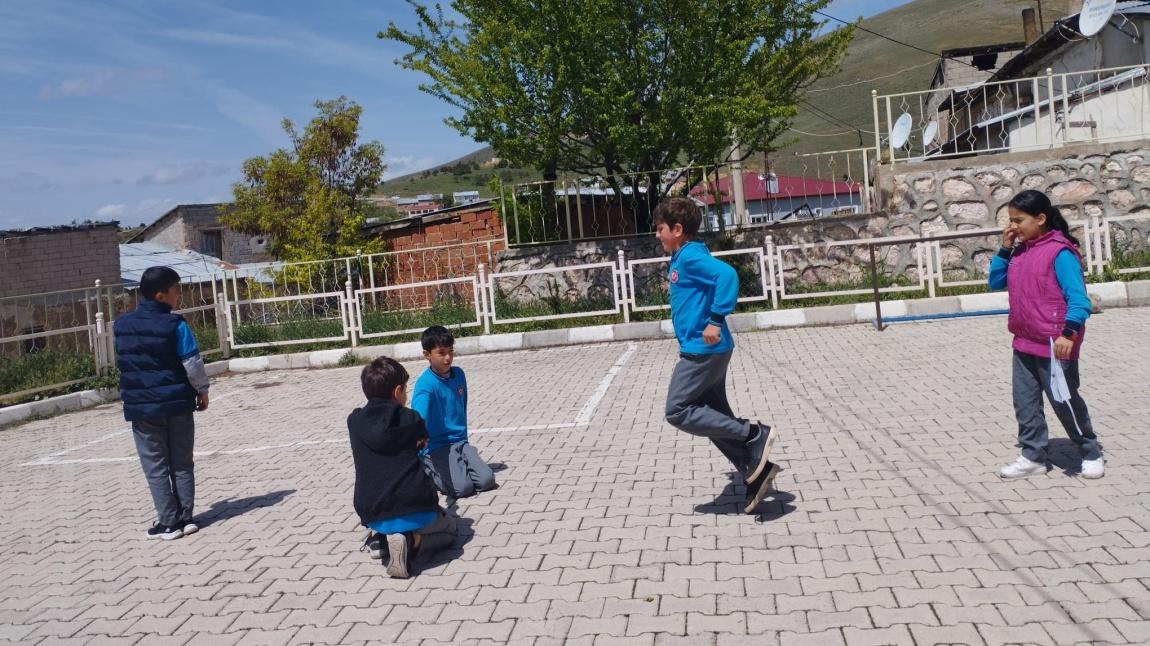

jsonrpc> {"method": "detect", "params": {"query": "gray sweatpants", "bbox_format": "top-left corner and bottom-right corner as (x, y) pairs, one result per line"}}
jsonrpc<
(1013, 350), (1100, 462)
(132, 413), (196, 527)
(665, 351), (753, 476)
(422, 441), (497, 499)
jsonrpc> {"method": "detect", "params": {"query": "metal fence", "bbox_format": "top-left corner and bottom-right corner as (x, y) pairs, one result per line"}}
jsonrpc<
(874, 62), (1150, 165)
(505, 165), (729, 246)
(5, 220), (1148, 403)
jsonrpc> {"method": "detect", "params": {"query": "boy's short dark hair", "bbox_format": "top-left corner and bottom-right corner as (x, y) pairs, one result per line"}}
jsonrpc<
(139, 266), (181, 301)
(361, 356), (409, 399)
(653, 197), (702, 236)
(421, 325), (455, 351)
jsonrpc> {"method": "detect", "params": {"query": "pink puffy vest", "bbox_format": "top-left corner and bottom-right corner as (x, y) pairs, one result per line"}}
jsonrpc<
(1006, 230), (1085, 360)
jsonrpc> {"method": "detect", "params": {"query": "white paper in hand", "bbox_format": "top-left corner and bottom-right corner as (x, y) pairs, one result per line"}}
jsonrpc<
(1049, 337), (1071, 403)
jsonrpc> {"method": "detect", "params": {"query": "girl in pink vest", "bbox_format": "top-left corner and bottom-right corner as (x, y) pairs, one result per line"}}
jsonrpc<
(988, 190), (1102, 479)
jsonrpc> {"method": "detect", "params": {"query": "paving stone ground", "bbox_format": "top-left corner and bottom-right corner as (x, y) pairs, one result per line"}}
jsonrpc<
(2, 307), (1150, 646)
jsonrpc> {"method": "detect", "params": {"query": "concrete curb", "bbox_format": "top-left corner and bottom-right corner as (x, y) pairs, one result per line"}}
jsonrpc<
(5, 279), (1146, 427)
(213, 279), (1148, 372)
(0, 388), (119, 428)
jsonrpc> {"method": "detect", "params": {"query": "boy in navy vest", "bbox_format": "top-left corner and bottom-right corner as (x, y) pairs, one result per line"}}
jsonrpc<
(655, 198), (780, 514)
(114, 266), (210, 540)
(350, 356), (457, 578)
(411, 326), (496, 503)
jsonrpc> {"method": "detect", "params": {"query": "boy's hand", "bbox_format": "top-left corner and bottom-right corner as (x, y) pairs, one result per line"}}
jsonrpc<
(416, 438), (427, 450)
(1053, 336), (1074, 360)
(702, 324), (722, 345)
(196, 393), (209, 411)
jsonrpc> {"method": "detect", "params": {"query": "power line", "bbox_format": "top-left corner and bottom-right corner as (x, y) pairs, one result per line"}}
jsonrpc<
(788, 126), (857, 137)
(814, 9), (982, 70)
(799, 100), (875, 135)
(806, 60), (937, 93)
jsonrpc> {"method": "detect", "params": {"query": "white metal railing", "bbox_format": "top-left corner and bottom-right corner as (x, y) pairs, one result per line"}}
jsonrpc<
(874, 63), (1150, 165)
(486, 260), (624, 325)
(6, 219), (1150, 400)
(1099, 211), (1150, 275)
(352, 276), (486, 340)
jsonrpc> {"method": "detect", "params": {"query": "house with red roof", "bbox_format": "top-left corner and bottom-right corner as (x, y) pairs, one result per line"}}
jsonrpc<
(690, 171), (863, 228)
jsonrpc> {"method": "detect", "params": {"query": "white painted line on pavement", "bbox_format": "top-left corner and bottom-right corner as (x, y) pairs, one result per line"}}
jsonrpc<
(20, 341), (640, 463)
(574, 342), (637, 425)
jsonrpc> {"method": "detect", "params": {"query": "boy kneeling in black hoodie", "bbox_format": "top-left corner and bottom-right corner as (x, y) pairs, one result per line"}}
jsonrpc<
(349, 356), (456, 578)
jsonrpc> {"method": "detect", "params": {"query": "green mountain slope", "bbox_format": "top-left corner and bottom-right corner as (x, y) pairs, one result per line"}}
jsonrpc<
(382, 0), (1067, 192)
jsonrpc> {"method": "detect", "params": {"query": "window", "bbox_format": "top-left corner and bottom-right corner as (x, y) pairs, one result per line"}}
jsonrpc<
(202, 230), (223, 258)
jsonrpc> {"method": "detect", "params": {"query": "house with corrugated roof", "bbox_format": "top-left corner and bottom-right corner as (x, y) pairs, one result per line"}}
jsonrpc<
(125, 204), (272, 265)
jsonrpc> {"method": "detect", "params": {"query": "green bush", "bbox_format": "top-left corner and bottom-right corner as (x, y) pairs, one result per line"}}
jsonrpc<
(233, 318), (344, 345)
(0, 349), (97, 398)
(360, 297), (478, 336)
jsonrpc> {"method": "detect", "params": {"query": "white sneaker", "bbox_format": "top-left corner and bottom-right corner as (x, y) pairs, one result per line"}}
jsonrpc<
(1081, 458), (1105, 479)
(999, 455), (1045, 479)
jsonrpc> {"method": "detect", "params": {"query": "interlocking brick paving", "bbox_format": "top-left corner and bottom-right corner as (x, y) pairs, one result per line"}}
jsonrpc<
(2, 307), (1148, 645)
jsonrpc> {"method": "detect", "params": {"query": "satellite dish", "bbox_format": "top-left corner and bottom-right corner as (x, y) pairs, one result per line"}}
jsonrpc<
(1079, 0), (1117, 37)
(890, 113), (913, 149)
(922, 122), (939, 146)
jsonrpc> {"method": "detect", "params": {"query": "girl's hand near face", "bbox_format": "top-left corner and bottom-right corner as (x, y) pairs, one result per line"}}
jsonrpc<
(1002, 224), (1018, 248)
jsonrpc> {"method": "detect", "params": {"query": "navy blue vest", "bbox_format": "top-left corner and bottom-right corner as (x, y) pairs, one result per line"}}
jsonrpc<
(114, 299), (196, 422)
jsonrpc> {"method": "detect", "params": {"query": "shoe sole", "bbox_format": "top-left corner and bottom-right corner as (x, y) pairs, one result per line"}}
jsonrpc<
(182, 523), (199, 536)
(746, 425), (778, 483)
(149, 529), (183, 540)
(1081, 472), (1104, 479)
(998, 468), (1045, 479)
(744, 463), (781, 514)
(385, 534), (410, 578)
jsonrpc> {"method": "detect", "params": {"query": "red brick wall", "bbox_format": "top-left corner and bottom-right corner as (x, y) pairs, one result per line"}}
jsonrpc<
(377, 206), (506, 289)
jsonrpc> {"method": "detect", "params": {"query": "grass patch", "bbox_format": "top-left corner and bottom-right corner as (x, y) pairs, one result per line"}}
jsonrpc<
(0, 349), (96, 398)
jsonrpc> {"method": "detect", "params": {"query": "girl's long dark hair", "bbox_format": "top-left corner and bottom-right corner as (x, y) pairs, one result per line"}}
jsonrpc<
(1008, 189), (1080, 247)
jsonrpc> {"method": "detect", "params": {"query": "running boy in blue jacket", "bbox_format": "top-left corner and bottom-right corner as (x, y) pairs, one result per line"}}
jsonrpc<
(655, 198), (780, 514)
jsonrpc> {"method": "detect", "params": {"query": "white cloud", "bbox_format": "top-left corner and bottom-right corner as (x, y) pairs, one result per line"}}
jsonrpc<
(93, 198), (178, 221)
(38, 67), (168, 100)
(382, 155), (439, 180)
(95, 203), (127, 218)
(0, 171), (59, 192)
(199, 81), (287, 145)
(160, 29), (295, 50)
(137, 161), (234, 186)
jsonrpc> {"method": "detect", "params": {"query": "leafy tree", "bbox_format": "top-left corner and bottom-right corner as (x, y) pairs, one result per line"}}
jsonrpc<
(224, 97), (387, 261)
(381, 0), (852, 228)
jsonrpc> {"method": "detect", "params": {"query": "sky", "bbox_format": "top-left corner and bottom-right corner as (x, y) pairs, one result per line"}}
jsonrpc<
(0, 0), (913, 230)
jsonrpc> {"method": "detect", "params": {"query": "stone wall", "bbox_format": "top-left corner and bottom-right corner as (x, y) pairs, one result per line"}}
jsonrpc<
(494, 141), (1150, 302)
(494, 212), (903, 305)
(875, 142), (1150, 276)
(0, 224), (121, 299)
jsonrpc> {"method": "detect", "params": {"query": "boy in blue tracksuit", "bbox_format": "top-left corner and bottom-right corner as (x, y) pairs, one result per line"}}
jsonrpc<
(411, 325), (496, 501)
(655, 198), (780, 514)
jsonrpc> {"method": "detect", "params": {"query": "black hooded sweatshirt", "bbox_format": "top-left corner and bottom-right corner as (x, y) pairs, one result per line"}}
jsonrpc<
(348, 397), (439, 525)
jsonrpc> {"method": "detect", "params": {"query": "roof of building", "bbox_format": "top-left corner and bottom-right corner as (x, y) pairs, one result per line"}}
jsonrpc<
(125, 203), (229, 243)
(991, 2), (1150, 81)
(690, 171), (859, 206)
(930, 42), (1026, 90)
(362, 198), (499, 235)
(120, 242), (282, 285)
(0, 221), (119, 238)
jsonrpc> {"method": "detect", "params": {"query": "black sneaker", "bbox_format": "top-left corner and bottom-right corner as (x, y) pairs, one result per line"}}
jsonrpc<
(744, 423), (778, 483)
(361, 532), (383, 560)
(743, 462), (781, 514)
(146, 523), (183, 541)
(181, 519), (199, 536)
(385, 533), (414, 579)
